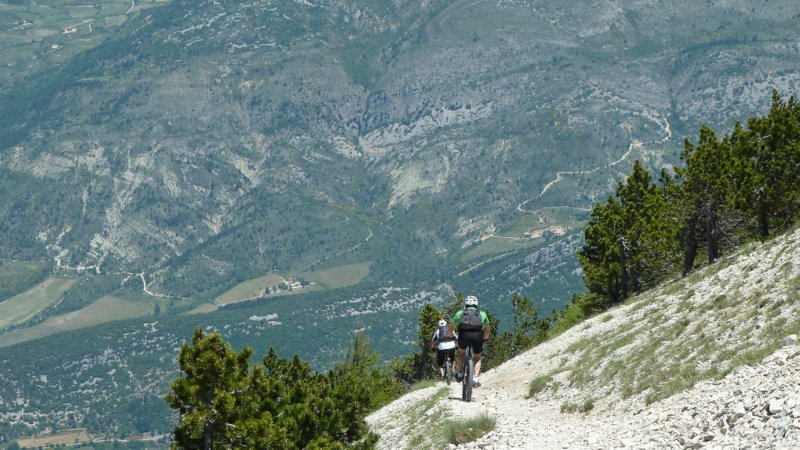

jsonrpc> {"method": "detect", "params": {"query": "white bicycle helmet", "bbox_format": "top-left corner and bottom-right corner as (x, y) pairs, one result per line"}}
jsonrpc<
(465, 295), (479, 307)
(438, 319), (447, 327)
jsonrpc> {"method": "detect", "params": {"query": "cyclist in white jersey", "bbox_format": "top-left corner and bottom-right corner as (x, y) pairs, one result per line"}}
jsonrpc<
(431, 319), (457, 380)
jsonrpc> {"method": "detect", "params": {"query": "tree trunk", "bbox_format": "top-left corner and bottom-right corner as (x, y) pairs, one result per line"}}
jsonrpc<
(758, 201), (769, 237)
(683, 220), (697, 275)
(705, 204), (719, 263)
(618, 238), (629, 302)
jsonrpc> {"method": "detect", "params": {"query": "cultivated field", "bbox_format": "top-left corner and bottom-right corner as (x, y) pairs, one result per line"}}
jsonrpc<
(0, 277), (76, 330)
(300, 261), (372, 289)
(16, 428), (92, 448)
(216, 273), (287, 305)
(0, 294), (153, 348)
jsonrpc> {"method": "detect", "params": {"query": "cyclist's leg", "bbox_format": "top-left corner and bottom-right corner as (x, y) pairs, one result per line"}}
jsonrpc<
(436, 349), (446, 378)
(456, 337), (468, 380)
(472, 338), (485, 378)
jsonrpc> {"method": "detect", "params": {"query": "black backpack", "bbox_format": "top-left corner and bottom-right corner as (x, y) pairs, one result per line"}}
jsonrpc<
(438, 325), (454, 342)
(459, 308), (483, 331)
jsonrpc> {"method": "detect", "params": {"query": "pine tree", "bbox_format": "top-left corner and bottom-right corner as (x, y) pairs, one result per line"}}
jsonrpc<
(732, 91), (800, 236)
(167, 328), (382, 449)
(616, 160), (658, 293)
(675, 126), (739, 273)
(578, 195), (627, 305)
(579, 161), (682, 304)
(166, 327), (263, 450)
(487, 294), (550, 364)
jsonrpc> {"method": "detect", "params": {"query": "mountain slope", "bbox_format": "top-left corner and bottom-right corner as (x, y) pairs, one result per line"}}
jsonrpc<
(3, 0), (800, 442)
(367, 225), (800, 449)
(3, 0), (800, 307)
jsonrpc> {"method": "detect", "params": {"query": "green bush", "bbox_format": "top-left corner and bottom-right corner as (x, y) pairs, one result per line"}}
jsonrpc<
(166, 327), (399, 449)
(527, 374), (553, 398)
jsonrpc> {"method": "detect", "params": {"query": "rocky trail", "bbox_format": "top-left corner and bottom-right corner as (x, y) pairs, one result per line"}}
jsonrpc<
(368, 226), (800, 449)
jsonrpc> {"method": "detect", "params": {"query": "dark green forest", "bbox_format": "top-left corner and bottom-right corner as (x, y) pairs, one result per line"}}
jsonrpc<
(572, 91), (800, 323)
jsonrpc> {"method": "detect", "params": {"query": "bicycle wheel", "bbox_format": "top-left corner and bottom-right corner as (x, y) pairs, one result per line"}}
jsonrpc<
(444, 357), (452, 386)
(463, 358), (474, 402)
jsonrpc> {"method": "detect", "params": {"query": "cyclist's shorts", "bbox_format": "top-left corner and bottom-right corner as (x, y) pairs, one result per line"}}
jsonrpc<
(436, 348), (456, 366)
(457, 330), (484, 354)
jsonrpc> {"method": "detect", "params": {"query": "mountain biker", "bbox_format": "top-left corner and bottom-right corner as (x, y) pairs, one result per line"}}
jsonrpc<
(430, 319), (457, 380)
(453, 295), (490, 387)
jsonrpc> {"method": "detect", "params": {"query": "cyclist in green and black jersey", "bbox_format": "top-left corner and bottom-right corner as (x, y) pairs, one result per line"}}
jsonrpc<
(453, 295), (490, 387)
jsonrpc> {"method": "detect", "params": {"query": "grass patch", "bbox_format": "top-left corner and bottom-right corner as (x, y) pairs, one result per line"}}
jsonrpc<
(527, 375), (553, 398)
(407, 379), (440, 392)
(560, 398), (594, 414)
(565, 335), (600, 354)
(655, 279), (687, 299)
(761, 316), (789, 339)
(788, 275), (800, 304)
(643, 364), (700, 405)
(0, 295), (152, 348)
(405, 387), (448, 419)
(568, 329), (637, 388)
(402, 387), (449, 450)
(0, 277), (76, 330)
(712, 294), (734, 310)
(626, 295), (652, 314)
(0, 260), (49, 301)
(646, 312), (668, 327)
(300, 261), (372, 289)
(671, 317), (692, 337)
(444, 413), (496, 445)
(216, 273), (286, 305)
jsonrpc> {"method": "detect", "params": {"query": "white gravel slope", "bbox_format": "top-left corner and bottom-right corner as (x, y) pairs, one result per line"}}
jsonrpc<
(368, 227), (800, 449)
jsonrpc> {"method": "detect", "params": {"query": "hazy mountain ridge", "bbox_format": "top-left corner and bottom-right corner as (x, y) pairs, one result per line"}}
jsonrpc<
(3, 0), (800, 303)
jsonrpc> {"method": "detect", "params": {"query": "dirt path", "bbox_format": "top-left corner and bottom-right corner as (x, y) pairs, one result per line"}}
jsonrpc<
(517, 115), (672, 213)
(368, 226), (800, 450)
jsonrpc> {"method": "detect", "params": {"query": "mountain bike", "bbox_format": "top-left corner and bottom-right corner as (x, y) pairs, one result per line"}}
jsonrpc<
(461, 344), (475, 402)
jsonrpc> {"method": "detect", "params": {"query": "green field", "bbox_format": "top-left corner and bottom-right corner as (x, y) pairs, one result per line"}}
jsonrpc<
(188, 263), (373, 315)
(300, 261), (372, 289)
(216, 273), (287, 305)
(215, 262), (373, 303)
(0, 294), (153, 348)
(460, 207), (586, 263)
(0, 259), (49, 300)
(185, 302), (218, 315)
(0, 276), (76, 330)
